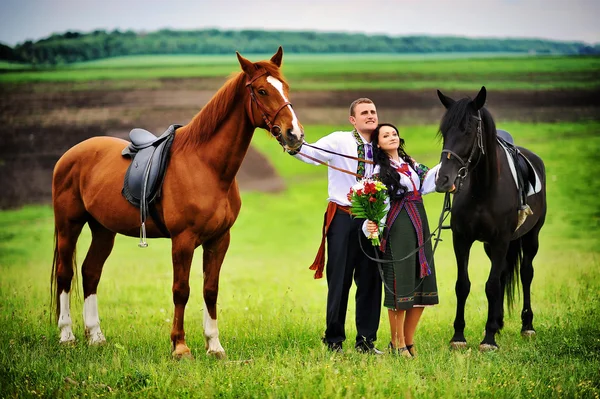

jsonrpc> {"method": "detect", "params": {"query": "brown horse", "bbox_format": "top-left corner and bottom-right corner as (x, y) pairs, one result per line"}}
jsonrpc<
(50, 47), (304, 359)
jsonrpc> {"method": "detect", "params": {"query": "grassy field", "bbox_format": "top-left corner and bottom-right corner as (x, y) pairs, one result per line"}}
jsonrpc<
(1, 121), (599, 398)
(1, 53), (599, 91)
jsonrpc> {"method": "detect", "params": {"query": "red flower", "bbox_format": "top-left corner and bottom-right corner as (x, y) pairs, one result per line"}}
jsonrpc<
(369, 196), (377, 203)
(364, 181), (376, 195)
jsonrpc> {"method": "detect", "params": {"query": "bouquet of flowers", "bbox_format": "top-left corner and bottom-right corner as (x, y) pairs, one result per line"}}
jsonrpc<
(348, 178), (389, 246)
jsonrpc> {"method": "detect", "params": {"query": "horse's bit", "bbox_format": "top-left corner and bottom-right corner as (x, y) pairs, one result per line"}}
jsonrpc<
(440, 111), (485, 192)
(245, 68), (292, 149)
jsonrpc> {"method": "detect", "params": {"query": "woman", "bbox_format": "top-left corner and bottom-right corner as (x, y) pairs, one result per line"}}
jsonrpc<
(364, 123), (440, 358)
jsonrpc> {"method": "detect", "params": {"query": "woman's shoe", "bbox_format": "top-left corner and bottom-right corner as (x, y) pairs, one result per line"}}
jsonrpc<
(388, 342), (412, 358)
(406, 344), (416, 357)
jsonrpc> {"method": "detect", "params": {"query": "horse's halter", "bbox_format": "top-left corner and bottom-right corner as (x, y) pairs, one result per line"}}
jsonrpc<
(441, 111), (485, 192)
(245, 68), (292, 149)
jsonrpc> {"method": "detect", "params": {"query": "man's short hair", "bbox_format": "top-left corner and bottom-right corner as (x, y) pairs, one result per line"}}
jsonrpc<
(349, 98), (374, 116)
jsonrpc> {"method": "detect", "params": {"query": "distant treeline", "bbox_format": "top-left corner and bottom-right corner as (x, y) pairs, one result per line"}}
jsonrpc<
(2, 29), (599, 65)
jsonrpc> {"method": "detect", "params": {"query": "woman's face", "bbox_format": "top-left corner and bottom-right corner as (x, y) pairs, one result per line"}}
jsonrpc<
(377, 125), (400, 155)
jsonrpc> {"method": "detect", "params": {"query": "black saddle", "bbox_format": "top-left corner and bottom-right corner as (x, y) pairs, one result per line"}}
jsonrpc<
(122, 124), (181, 243)
(496, 129), (514, 145)
(496, 129), (536, 208)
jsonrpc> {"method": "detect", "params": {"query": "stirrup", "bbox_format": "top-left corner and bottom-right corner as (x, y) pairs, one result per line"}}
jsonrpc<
(138, 222), (148, 248)
(516, 204), (533, 231)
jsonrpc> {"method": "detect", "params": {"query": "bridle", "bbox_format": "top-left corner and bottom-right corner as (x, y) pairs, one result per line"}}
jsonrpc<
(245, 68), (292, 149)
(440, 111), (485, 192)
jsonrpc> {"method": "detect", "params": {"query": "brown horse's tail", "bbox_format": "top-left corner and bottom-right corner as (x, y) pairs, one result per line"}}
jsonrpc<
(503, 238), (522, 311)
(50, 227), (77, 322)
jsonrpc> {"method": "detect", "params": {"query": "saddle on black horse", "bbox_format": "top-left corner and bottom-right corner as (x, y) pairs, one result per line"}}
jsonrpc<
(496, 129), (538, 227)
(121, 124), (180, 246)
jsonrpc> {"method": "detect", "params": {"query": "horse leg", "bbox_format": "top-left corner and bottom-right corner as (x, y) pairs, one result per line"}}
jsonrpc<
(201, 231), (230, 359)
(485, 243), (507, 332)
(450, 235), (473, 349)
(52, 195), (87, 344)
(81, 219), (116, 345)
(480, 241), (510, 351)
(170, 233), (196, 359)
(520, 226), (541, 337)
(54, 223), (85, 344)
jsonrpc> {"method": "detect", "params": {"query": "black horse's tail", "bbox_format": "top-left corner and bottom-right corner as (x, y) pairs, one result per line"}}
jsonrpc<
(503, 238), (523, 310)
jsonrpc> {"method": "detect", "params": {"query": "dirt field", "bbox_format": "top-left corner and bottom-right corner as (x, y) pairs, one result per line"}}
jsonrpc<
(1, 80), (599, 209)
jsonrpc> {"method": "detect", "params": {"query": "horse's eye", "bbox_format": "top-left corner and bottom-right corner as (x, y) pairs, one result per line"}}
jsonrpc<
(258, 89), (267, 95)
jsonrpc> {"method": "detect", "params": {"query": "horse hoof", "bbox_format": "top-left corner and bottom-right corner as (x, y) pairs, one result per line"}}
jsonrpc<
(59, 338), (77, 346)
(479, 343), (498, 352)
(450, 341), (467, 350)
(86, 331), (106, 346)
(207, 349), (227, 359)
(172, 344), (193, 360)
(521, 330), (536, 338)
(59, 329), (76, 345)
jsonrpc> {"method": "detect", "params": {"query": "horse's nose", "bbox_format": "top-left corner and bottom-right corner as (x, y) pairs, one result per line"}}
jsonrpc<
(436, 175), (450, 192)
(287, 128), (304, 142)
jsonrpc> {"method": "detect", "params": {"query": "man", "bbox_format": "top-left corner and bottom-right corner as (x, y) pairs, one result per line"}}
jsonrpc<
(290, 98), (383, 354)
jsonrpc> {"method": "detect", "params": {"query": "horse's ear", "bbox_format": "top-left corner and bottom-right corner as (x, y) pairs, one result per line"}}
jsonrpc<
(270, 46), (283, 68)
(437, 89), (455, 109)
(472, 86), (487, 110)
(236, 52), (255, 76)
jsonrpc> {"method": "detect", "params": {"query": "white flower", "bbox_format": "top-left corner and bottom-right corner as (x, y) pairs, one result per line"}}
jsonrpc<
(352, 182), (365, 192)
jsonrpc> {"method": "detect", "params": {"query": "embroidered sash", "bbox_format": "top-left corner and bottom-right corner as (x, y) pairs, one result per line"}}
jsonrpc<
(309, 202), (351, 279)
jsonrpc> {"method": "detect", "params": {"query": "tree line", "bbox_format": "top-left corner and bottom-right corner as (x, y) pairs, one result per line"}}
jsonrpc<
(2, 28), (599, 65)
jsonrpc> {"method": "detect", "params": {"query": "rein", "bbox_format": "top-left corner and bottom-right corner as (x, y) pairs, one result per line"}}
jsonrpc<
(245, 68), (292, 149)
(297, 142), (374, 178)
(441, 111), (484, 193)
(360, 191), (452, 297)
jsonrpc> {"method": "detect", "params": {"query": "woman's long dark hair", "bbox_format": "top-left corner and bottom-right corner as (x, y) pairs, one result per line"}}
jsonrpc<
(371, 123), (414, 201)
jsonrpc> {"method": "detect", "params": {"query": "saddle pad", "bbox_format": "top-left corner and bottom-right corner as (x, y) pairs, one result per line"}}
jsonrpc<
(499, 143), (542, 197)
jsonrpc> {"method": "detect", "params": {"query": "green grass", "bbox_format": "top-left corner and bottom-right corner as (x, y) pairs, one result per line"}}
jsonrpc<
(1, 122), (599, 398)
(1, 54), (599, 91)
(0, 60), (33, 70)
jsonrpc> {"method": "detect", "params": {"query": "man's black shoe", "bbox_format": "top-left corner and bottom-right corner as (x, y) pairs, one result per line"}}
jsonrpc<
(355, 341), (384, 355)
(326, 342), (343, 353)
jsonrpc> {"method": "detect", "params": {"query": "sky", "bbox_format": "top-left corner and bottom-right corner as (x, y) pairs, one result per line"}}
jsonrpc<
(0, 0), (598, 46)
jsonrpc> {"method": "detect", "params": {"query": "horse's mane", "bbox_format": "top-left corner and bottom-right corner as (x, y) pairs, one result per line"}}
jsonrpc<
(177, 60), (285, 149)
(438, 97), (498, 189)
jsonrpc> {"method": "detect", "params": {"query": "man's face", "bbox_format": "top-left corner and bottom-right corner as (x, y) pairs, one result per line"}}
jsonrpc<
(350, 103), (378, 134)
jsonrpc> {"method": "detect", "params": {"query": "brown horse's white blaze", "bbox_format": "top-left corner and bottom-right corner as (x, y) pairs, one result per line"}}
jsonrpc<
(50, 47), (303, 359)
(266, 75), (303, 143)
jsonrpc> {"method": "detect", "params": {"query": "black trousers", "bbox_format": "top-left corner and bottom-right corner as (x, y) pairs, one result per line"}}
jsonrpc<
(324, 210), (382, 346)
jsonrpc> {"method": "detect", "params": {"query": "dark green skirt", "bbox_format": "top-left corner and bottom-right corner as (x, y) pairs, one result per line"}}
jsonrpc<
(381, 202), (439, 310)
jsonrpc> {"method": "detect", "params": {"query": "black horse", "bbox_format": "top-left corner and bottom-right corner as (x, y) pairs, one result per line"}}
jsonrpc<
(435, 86), (547, 351)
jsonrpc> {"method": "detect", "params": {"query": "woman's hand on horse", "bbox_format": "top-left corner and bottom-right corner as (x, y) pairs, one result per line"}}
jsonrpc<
(366, 220), (378, 233)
